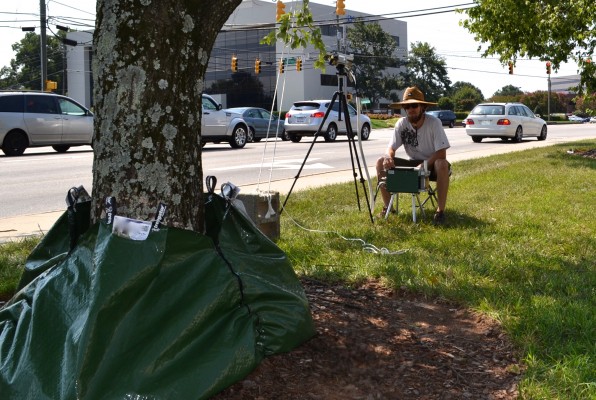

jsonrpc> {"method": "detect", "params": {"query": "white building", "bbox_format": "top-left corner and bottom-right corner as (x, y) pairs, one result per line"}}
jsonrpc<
(66, 0), (406, 111)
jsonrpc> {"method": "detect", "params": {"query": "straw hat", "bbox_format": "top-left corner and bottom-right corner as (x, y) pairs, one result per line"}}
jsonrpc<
(389, 86), (437, 109)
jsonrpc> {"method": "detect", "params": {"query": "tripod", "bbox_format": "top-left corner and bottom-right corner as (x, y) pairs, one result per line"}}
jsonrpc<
(280, 64), (374, 223)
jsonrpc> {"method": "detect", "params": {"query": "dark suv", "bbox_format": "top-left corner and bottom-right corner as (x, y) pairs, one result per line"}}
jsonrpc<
(0, 91), (93, 156)
(426, 110), (457, 128)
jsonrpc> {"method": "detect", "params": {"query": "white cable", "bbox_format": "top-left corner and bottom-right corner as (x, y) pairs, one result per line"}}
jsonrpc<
(282, 209), (408, 255)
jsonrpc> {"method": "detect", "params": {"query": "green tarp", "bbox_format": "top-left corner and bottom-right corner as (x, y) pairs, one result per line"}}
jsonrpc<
(0, 187), (314, 399)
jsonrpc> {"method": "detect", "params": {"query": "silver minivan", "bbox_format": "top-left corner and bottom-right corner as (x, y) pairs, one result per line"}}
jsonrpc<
(0, 91), (93, 156)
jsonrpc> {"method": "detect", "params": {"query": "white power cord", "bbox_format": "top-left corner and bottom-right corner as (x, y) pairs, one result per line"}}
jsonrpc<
(283, 210), (408, 255)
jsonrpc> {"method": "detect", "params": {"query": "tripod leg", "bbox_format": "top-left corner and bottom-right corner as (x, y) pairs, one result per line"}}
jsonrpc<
(280, 91), (341, 214)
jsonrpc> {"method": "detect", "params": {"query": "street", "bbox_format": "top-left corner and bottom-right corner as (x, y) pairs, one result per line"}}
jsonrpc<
(1, 124), (594, 219)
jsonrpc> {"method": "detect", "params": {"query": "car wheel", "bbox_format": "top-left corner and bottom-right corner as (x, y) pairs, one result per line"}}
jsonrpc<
(449, 121), (454, 128)
(360, 123), (371, 141)
(281, 130), (290, 141)
(512, 126), (523, 143)
(1, 131), (28, 156)
(247, 128), (255, 143)
(538, 125), (547, 141)
(501, 137), (509, 142)
(472, 136), (483, 143)
(289, 133), (302, 143)
(229, 125), (247, 148)
(52, 145), (70, 153)
(324, 123), (338, 142)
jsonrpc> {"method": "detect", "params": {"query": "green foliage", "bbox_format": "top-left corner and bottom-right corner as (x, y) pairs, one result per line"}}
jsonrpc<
(277, 141), (596, 399)
(347, 21), (402, 107)
(460, 0), (596, 94)
(493, 84), (523, 97)
(437, 96), (454, 110)
(0, 32), (66, 91)
(400, 42), (451, 102)
(261, 0), (327, 70)
(452, 85), (484, 111)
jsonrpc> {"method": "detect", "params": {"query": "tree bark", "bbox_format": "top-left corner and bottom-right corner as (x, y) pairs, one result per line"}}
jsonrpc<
(92, 0), (241, 231)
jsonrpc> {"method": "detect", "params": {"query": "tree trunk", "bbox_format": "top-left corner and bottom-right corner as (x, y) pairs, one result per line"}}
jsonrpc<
(92, 0), (241, 231)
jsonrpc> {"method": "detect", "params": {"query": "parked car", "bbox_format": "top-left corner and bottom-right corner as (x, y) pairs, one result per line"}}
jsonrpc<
(0, 91), (93, 156)
(465, 103), (547, 143)
(426, 110), (457, 128)
(590, 116), (596, 124)
(225, 107), (284, 142)
(284, 100), (371, 142)
(201, 94), (249, 148)
(570, 115), (591, 122)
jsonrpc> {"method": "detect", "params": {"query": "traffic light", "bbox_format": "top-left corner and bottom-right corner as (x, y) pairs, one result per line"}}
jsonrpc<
(279, 58), (285, 74)
(508, 62), (513, 75)
(231, 56), (238, 72)
(546, 61), (551, 75)
(45, 80), (57, 91)
(336, 0), (346, 15)
(255, 58), (261, 74)
(276, 0), (286, 21)
(296, 57), (302, 72)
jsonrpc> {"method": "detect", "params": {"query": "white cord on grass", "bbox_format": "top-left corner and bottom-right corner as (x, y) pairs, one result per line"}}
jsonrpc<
(283, 210), (408, 255)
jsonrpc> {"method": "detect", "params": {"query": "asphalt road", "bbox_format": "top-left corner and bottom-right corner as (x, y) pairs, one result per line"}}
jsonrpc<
(1, 124), (594, 219)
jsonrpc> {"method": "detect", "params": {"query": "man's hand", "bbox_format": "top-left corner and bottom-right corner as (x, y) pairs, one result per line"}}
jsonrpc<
(382, 156), (394, 170)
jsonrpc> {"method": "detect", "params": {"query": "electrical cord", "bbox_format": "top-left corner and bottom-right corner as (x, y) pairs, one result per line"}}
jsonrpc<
(282, 209), (408, 255)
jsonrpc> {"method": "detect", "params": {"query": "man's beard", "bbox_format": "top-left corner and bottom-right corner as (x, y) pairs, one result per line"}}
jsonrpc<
(408, 108), (424, 124)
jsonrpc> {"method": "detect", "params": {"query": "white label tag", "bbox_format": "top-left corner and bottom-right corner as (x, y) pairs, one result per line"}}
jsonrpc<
(112, 216), (153, 241)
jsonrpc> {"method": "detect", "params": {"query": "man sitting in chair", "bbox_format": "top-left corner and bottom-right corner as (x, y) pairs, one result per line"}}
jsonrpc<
(376, 86), (451, 225)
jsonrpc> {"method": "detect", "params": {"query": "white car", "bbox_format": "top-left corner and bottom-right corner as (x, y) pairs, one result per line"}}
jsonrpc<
(567, 115), (585, 122)
(465, 102), (547, 143)
(590, 116), (596, 124)
(284, 100), (371, 142)
(201, 94), (249, 148)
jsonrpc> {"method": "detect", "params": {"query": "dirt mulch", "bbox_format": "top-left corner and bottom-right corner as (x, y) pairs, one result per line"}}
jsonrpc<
(214, 278), (522, 399)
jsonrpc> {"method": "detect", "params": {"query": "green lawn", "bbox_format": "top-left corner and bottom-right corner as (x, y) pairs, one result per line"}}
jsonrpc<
(2, 140), (595, 399)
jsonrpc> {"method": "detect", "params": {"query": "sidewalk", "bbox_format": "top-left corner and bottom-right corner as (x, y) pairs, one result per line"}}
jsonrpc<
(0, 168), (377, 243)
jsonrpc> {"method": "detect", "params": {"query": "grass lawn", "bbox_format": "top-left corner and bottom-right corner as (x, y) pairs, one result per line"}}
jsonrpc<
(1, 140), (595, 399)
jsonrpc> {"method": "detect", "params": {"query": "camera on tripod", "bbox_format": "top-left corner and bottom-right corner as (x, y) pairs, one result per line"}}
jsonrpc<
(325, 52), (354, 70)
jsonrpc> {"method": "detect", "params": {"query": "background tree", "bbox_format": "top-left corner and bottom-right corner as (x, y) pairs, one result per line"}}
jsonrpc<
(347, 21), (401, 107)
(451, 85), (484, 112)
(460, 0), (596, 94)
(437, 96), (454, 110)
(448, 81), (484, 98)
(492, 85), (522, 97)
(519, 91), (568, 115)
(400, 42), (451, 102)
(1, 32), (67, 91)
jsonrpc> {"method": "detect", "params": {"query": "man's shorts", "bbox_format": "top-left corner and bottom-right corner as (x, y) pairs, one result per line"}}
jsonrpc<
(392, 157), (452, 181)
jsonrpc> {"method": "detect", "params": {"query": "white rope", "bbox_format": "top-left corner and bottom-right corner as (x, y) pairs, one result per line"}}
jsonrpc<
(283, 209), (408, 255)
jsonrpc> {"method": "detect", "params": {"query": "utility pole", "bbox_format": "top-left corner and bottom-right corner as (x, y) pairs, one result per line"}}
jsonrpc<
(40, 0), (47, 91)
(546, 61), (551, 122)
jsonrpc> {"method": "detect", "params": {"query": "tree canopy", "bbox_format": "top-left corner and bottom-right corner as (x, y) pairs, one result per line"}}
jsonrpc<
(400, 42), (451, 103)
(492, 85), (523, 97)
(0, 32), (66, 91)
(347, 21), (401, 107)
(460, 0), (596, 94)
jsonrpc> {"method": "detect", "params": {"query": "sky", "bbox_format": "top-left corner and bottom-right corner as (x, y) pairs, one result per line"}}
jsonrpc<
(0, 0), (581, 98)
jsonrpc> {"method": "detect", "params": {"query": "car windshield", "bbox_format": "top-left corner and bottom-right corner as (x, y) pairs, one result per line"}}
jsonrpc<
(471, 105), (505, 115)
(426, 111), (439, 116)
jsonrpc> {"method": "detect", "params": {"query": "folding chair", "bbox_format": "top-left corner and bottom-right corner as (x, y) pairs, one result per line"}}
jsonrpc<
(375, 164), (438, 223)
